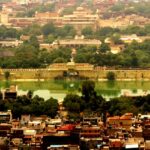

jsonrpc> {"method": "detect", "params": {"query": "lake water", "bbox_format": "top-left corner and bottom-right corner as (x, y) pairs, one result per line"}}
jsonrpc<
(1, 80), (150, 101)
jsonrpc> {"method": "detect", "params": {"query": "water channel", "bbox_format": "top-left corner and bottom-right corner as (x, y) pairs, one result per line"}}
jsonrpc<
(1, 80), (150, 101)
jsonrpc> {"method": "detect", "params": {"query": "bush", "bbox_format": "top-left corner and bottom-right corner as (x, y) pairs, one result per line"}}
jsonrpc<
(4, 71), (10, 80)
(106, 71), (116, 81)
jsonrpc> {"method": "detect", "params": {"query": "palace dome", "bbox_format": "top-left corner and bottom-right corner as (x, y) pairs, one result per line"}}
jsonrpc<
(76, 7), (84, 11)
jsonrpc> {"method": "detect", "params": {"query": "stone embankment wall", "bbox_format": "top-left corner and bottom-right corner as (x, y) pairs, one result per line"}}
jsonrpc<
(1, 68), (150, 80)
(79, 69), (150, 80)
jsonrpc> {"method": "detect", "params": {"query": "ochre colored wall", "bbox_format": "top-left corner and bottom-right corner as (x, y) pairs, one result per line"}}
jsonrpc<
(1, 69), (150, 80)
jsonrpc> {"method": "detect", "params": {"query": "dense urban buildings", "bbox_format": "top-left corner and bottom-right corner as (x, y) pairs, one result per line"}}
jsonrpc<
(0, 0), (150, 149)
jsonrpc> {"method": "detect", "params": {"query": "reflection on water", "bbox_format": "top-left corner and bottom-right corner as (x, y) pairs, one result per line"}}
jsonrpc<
(1, 80), (150, 101)
(4, 81), (10, 88)
(120, 89), (150, 97)
(106, 81), (115, 88)
(33, 90), (51, 100)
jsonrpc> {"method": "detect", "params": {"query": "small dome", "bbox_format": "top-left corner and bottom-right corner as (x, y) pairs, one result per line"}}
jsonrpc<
(76, 7), (84, 11)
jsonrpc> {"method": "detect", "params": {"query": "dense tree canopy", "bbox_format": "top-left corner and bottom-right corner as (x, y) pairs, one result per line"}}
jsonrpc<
(0, 23), (150, 68)
(0, 80), (150, 119)
(0, 94), (58, 118)
(62, 81), (150, 120)
(99, 43), (111, 53)
(0, 26), (20, 39)
(81, 27), (94, 38)
(63, 94), (84, 113)
(0, 38), (150, 68)
(109, 2), (150, 18)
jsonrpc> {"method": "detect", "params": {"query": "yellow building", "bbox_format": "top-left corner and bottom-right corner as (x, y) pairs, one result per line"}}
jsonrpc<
(120, 34), (143, 44)
(0, 13), (9, 26)
(105, 34), (143, 44)
(62, 7), (99, 31)
(52, 35), (101, 48)
(107, 113), (133, 130)
(0, 110), (12, 123)
(48, 63), (94, 71)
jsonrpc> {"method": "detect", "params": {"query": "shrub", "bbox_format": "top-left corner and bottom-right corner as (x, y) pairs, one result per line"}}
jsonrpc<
(107, 71), (116, 81)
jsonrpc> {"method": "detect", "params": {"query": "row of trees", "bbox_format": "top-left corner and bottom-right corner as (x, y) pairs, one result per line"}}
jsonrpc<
(0, 26), (19, 39)
(42, 23), (76, 41)
(0, 42), (72, 68)
(0, 38), (150, 68)
(63, 80), (150, 120)
(0, 91), (58, 118)
(1, 23), (150, 41)
(72, 39), (150, 68)
(42, 23), (150, 41)
(0, 23), (150, 68)
(0, 80), (149, 119)
(82, 25), (150, 39)
(0, 23), (76, 40)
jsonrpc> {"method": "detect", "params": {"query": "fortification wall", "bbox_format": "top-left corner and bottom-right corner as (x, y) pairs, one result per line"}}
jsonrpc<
(1, 69), (63, 80)
(1, 68), (150, 80)
(78, 69), (150, 80)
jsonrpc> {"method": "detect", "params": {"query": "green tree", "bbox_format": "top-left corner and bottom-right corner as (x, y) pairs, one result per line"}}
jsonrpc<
(107, 98), (122, 115)
(53, 57), (67, 63)
(31, 95), (45, 116)
(131, 53), (139, 67)
(29, 35), (39, 49)
(45, 34), (55, 43)
(81, 80), (106, 113)
(22, 24), (42, 36)
(63, 25), (76, 37)
(44, 98), (58, 118)
(81, 80), (95, 103)
(96, 27), (117, 37)
(99, 43), (111, 53)
(63, 94), (84, 120)
(106, 71), (116, 81)
(15, 44), (40, 68)
(63, 94), (84, 113)
(4, 71), (10, 80)
(145, 24), (150, 35)
(0, 26), (19, 39)
(111, 34), (123, 44)
(27, 90), (33, 99)
(60, 6), (76, 16)
(81, 27), (93, 38)
(110, 3), (125, 12)
(122, 25), (142, 35)
(42, 22), (56, 36)
(142, 102), (150, 113)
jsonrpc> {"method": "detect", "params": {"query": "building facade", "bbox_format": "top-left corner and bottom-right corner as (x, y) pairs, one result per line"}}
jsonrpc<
(62, 7), (99, 32)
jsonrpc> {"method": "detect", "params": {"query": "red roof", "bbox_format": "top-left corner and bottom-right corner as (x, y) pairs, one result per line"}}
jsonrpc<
(24, 135), (32, 139)
(57, 124), (75, 131)
(110, 141), (122, 147)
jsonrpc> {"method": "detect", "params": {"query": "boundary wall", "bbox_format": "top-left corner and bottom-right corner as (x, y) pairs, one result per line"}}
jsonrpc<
(1, 68), (150, 80)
